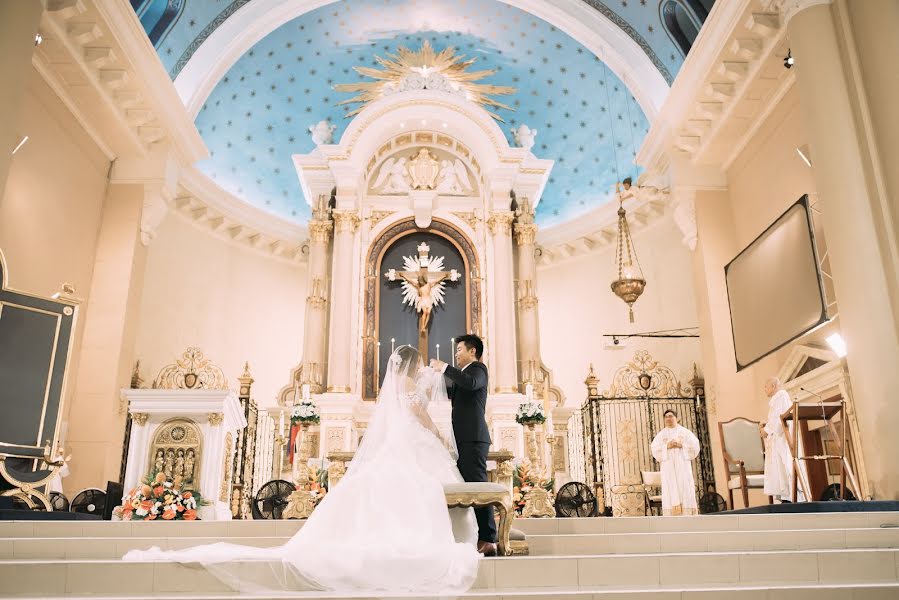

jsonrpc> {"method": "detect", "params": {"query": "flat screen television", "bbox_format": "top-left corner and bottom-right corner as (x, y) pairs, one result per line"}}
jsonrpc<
(725, 195), (828, 370)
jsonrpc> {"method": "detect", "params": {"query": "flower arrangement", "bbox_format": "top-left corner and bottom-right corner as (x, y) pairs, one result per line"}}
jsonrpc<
(296, 467), (329, 503)
(113, 472), (203, 521)
(511, 463), (554, 515)
(291, 400), (320, 425)
(515, 400), (546, 425)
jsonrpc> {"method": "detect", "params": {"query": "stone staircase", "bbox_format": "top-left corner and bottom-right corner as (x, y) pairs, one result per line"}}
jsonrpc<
(1, 512), (898, 598)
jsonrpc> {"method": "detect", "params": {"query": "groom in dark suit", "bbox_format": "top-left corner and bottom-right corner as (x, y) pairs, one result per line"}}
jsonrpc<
(430, 334), (496, 556)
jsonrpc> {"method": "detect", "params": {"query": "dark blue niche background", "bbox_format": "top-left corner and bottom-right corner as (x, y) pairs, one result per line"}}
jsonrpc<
(377, 232), (467, 386)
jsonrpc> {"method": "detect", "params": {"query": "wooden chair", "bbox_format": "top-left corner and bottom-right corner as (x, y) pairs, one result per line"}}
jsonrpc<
(718, 417), (773, 509)
(640, 470), (663, 515)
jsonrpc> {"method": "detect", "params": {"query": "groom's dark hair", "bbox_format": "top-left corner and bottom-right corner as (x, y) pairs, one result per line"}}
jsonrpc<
(456, 334), (483, 360)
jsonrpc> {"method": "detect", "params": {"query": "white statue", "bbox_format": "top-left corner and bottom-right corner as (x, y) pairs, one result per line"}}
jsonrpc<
(309, 120), (336, 146)
(371, 157), (412, 194)
(512, 124), (537, 152)
(435, 159), (473, 195)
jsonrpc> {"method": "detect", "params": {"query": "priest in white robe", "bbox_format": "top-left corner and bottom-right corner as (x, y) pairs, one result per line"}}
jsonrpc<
(761, 377), (802, 502)
(650, 409), (700, 516)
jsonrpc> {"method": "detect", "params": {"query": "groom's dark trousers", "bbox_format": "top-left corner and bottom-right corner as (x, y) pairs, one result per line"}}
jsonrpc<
(444, 361), (496, 544)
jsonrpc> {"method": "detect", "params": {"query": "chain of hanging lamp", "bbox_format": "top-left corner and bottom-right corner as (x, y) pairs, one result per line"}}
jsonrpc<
(603, 63), (646, 323)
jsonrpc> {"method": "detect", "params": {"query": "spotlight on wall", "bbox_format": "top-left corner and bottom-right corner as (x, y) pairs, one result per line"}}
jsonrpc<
(826, 333), (847, 358)
(35, 33), (43, 46)
(11, 135), (29, 155)
(783, 49), (794, 69)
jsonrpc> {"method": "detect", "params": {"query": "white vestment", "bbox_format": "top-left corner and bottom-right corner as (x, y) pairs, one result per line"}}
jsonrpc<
(650, 424), (700, 516)
(763, 389), (801, 501)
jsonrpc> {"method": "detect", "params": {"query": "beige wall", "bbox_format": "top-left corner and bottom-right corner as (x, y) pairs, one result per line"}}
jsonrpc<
(134, 213), (307, 407)
(537, 214), (701, 407)
(0, 67), (108, 297)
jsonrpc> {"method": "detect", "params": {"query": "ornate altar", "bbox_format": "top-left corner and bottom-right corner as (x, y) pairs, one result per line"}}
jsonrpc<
(121, 348), (247, 520)
(580, 351), (714, 513)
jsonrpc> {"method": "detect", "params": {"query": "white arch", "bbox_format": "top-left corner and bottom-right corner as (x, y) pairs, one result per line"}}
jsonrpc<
(173, 0), (669, 121)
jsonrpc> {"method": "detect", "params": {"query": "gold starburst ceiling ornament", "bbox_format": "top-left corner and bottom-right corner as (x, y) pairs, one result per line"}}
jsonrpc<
(334, 40), (516, 121)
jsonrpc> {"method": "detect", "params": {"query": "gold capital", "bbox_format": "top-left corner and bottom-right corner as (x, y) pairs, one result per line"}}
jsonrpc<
(332, 210), (361, 234)
(130, 412), (149, 426)
(487, 211), (515, 236)
(514, 223), (538, 246)
(308, 220), (333, 244)
(207, 412), (225, 426)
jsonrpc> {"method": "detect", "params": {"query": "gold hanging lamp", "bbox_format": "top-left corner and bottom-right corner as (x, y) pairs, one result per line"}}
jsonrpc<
(610, 196), (646, 323)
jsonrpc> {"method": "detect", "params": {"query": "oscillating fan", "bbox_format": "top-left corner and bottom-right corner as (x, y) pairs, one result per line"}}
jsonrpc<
(554, 481), (598, 517)
(69, 488), (107, 516)
(820, 483), (856, 501)
(698, 492), (728, 514)
(252, 480), (295, 519)
(48, 492), (70, 512)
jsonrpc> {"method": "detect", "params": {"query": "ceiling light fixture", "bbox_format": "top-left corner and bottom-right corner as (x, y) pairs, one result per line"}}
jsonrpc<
(34, 33), (43, 46)
(11, 135), (28, 155)
(783, 49), (794, 69)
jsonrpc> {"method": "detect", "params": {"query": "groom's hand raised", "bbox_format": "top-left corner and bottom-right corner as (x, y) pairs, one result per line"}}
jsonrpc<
(430, 358), (447, 372)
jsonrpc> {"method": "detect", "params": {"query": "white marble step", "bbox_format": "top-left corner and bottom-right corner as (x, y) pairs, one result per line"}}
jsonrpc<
(3, 512), (897, 540)
(3, 527), (898, 560)
(0, 548), (896, 597)
(7, 584), (899, 600)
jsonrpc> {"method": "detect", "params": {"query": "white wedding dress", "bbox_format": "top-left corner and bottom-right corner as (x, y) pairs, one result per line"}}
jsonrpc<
(124, 346), (480, 594)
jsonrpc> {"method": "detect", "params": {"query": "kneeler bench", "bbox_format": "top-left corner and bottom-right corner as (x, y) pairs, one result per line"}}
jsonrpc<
(444, 482), (513, 556)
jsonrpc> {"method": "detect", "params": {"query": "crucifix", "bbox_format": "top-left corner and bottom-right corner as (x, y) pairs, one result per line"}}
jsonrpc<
(385, 242), (461, 358)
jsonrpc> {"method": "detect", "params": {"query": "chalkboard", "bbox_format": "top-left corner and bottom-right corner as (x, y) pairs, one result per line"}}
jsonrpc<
(0, 250), (77, 451)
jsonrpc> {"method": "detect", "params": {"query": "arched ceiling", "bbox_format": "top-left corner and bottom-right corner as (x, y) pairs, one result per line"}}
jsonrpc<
(134, 0), (699, 227)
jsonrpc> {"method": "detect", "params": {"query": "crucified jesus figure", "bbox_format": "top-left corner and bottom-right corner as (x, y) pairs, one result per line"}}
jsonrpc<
(385, 243), (460, 358)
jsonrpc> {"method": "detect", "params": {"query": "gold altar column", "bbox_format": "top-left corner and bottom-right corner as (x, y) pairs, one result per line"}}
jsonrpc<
(788, 0), (899, 498)
(0, 1), (42, 197)
(487, 210), (518, 393)
(327, 210), (361, 393)
(513, 211), (540, 388)
(302, 213), (333, 393)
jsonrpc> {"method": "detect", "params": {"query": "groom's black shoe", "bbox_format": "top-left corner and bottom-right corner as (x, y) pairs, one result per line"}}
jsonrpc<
(477, 541), (497, 557)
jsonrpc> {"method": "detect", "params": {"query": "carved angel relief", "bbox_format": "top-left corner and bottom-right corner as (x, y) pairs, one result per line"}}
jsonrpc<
(371, 148), (474, 196)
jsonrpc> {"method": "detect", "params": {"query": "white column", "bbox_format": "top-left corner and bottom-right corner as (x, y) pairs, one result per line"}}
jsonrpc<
(302, 217), (333, 392)
(514, 219), (540, 386)
(788, 0), (899, 498)
(327, 210), (361, 393)
(487, 210), (518, 393)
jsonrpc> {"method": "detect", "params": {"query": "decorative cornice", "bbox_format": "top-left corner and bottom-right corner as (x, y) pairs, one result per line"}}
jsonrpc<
(762, 0), (832, 26)
(451, 211), (480, 230)
(367, 210), (396, 228)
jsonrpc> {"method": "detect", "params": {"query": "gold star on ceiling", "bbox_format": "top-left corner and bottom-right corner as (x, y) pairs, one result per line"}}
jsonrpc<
(334, 40), (516, 121)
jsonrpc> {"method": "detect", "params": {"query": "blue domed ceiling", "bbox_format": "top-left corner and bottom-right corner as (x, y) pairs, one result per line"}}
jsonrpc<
(133, 0), (707, 227)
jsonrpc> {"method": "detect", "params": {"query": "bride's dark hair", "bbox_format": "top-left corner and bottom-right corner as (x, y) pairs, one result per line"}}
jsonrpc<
(394, 345), (422, 378)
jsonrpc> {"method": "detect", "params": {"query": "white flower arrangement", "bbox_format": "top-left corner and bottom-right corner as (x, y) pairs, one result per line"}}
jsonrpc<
(515, 400), (546, 425)
(291, 400), (321, 424)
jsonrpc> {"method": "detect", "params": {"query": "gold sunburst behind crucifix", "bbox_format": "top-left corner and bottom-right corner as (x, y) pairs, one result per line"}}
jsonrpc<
(334, 40), (517, 121)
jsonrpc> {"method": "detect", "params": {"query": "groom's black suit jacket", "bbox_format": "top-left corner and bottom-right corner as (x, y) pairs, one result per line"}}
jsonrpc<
(444, 361), (491, 444)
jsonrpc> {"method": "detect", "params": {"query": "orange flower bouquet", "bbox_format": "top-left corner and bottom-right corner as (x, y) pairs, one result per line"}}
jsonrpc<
(512, 463), (554, 516)
(113, 472), (204, 521)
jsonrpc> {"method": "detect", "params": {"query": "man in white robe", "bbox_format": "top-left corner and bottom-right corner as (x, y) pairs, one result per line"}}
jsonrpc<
(761, 377), (803, 502)
(650, 410), (700, 516)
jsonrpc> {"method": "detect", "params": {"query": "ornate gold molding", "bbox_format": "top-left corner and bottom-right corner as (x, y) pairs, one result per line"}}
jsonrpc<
(207, 412), (224, 426)
(605, 350), (693, 398)
(487, 211), (515, 236)
(514, 223), (538, 246)
(368, 210), (395, 227)
(332, 210), (361, 234)
(130, 412), (149, 426)
(153, 347), (228, 390)
(451, 211), (479, 229)
(308, 220), (334, 244)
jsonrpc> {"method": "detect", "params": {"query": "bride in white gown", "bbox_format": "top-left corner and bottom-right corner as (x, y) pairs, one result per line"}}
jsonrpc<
(124, 345), (480, 594)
